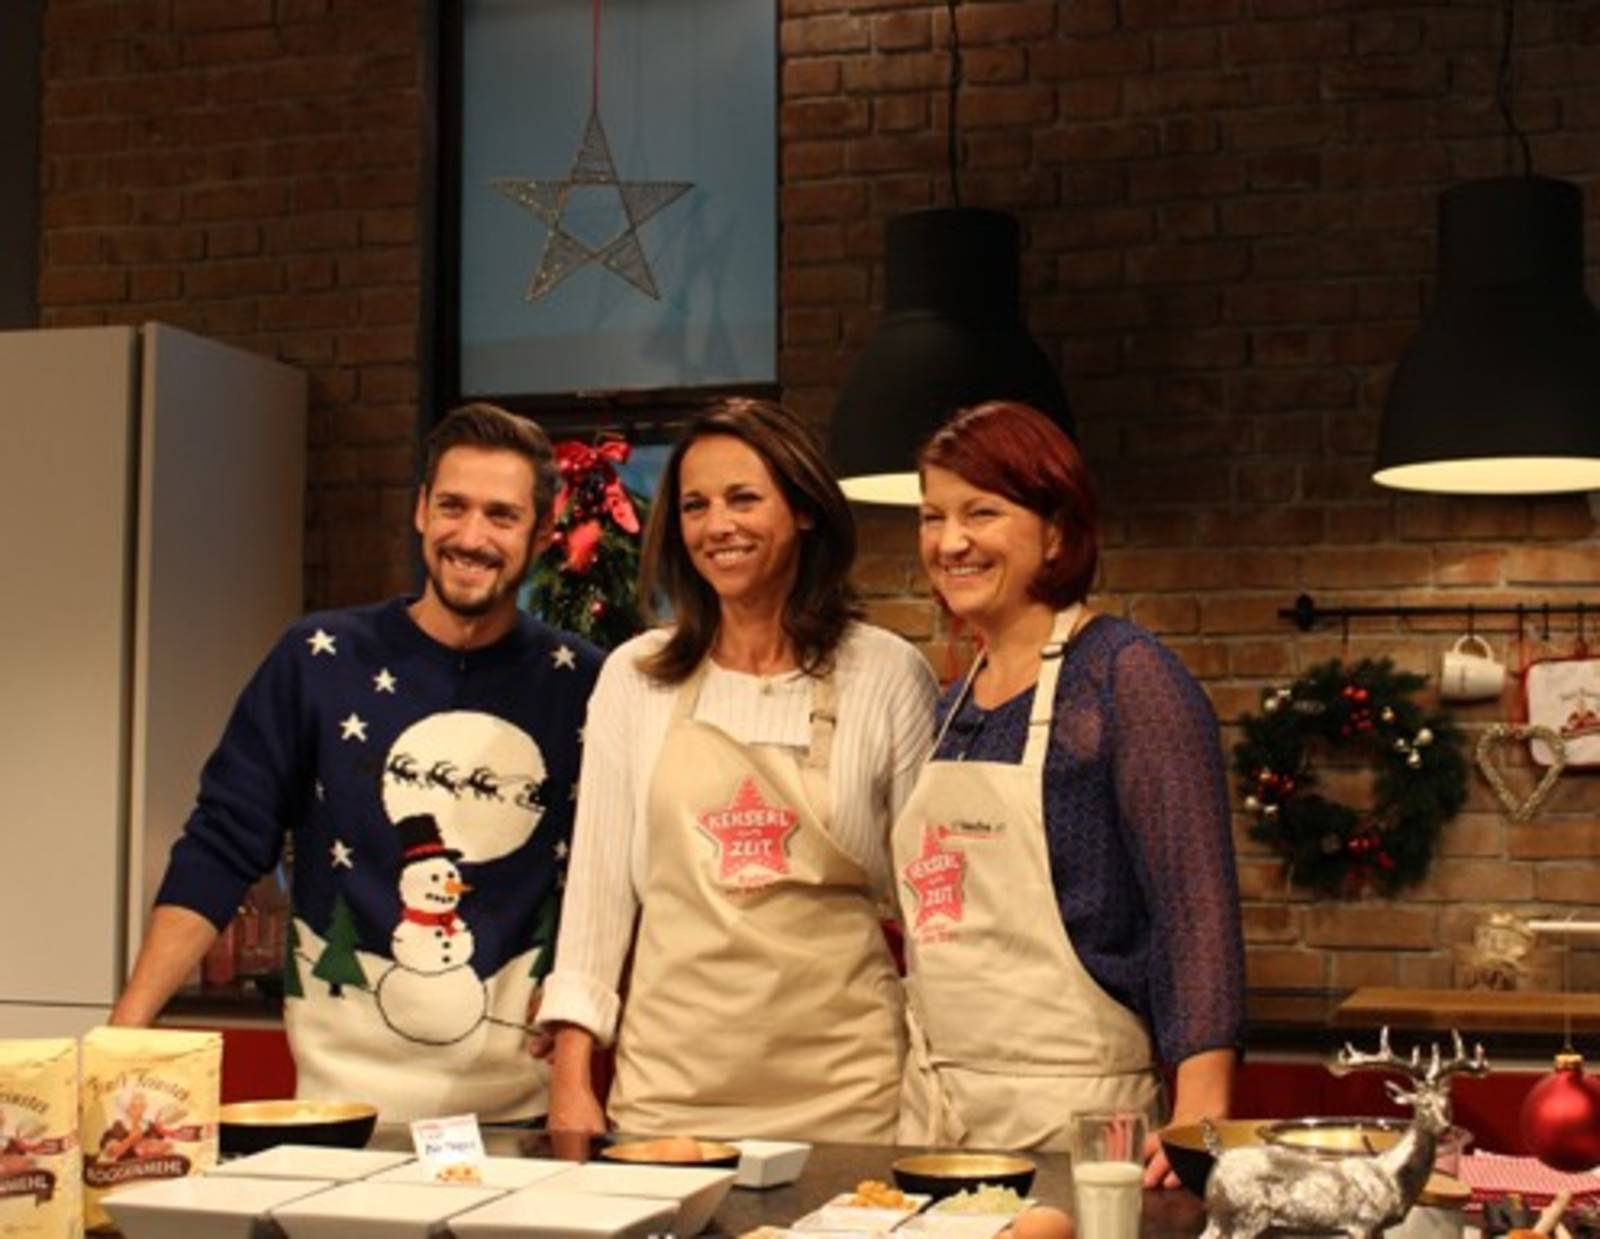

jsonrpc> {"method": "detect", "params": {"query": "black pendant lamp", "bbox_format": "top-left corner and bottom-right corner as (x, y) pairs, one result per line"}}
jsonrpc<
(826, 0), (1070, 505)
(828, 208), (1071, 504)
(1373, 175), (1600, 494)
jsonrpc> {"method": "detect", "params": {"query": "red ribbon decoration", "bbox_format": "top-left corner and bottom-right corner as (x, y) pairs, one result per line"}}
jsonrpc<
(551, 438), (640, 574)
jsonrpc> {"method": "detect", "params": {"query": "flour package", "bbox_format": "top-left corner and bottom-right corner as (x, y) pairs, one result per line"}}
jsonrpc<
(0, 1038), (82, 1239)
(79, 1028), (220, 1232)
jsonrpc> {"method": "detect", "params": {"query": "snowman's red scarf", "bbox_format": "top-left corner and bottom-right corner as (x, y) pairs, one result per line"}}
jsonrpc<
(401, 907), (463, 935)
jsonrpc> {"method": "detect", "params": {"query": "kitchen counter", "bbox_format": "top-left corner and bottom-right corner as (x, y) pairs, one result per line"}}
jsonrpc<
(366, 1127), (1207, 1238)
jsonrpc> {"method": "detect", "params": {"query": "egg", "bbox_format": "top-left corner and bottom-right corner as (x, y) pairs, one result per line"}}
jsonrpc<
(654, 1135), (705, 1162)
(1011, 1205), (1075, 1239)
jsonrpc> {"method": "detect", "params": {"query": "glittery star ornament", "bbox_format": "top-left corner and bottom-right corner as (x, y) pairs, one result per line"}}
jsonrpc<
(493, 108), (692, 302)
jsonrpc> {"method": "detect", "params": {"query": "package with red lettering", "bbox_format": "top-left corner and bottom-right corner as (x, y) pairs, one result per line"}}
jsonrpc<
(79, 1028), (219, 1232)
(0, 1038), (82, 1239)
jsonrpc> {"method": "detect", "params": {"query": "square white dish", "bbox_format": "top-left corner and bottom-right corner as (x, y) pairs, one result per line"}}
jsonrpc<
(524, 1162), (735, 1235)
(732, 1138), (812, 1188)
(365, 1155), (573, 1191)
(212, 1143), (416, 1181)
(269, 1180), (504, 1239)
(913, 1191), (1036, 1233)
(99, 1174), (336, 1239)
(448, 1187), (678, 1238)
(899, 1213), (1016, 1237)
(793, 1192), (931, 1232)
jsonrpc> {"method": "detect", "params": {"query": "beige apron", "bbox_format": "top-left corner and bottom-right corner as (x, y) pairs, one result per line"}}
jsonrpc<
(893, 607), (1163, 1152)
(609, 662), (905, 1142)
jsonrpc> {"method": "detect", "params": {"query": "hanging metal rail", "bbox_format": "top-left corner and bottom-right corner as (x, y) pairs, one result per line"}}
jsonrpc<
(1280, 594), (1594, 635)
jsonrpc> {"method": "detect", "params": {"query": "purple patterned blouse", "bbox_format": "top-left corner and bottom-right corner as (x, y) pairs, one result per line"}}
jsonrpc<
(934, 615), (1246, 1068)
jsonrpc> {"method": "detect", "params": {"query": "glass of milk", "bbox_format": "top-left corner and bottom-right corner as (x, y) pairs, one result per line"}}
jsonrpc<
(1072, 1110), (1145, 1239)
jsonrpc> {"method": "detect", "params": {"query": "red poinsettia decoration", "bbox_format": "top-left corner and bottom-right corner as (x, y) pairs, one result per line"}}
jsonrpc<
(552, 438), (640, 573)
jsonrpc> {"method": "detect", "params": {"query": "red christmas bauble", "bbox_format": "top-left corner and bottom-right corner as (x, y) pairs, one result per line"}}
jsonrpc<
(1522, 1052), (1600, 1172)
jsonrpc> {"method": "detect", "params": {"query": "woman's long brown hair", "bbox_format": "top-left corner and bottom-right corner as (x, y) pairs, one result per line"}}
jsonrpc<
(637, 397), (862, 685)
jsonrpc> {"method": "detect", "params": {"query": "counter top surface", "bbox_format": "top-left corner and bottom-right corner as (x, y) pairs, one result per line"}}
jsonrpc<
(362, 1128), (1207, 1238)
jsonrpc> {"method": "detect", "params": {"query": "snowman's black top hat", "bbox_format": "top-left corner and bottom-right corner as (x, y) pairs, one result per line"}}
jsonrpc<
(396, 814), (462, 868)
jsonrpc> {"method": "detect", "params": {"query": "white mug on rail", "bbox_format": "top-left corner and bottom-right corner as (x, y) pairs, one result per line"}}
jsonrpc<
(1439, 634), (1505, 702)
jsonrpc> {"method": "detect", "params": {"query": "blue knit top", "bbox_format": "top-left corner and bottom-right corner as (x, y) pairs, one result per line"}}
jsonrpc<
(934, 615), (1246, 1068)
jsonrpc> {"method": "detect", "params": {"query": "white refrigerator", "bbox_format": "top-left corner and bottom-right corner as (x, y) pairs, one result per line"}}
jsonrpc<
(0, 324), (306, 1036)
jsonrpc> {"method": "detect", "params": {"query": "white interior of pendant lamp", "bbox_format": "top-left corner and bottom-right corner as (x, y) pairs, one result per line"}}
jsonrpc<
(839, 473), (926, 505)
(1374, 457), (1600, 494)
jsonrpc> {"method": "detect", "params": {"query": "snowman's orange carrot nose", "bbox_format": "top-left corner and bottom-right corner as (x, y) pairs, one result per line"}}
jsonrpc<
(446, 878), (473, 896)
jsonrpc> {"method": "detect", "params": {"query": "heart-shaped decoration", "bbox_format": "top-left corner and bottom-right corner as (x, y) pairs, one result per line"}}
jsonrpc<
(1475, 724), (1567, 822)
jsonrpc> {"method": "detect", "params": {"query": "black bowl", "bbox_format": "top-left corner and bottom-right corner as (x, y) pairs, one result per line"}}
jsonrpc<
(891, 1152), (1036, 1200)
(600, 1137), (742, 1169)
(1157, 1119), (1269, 1197)
(218, 1099), (378, 1157)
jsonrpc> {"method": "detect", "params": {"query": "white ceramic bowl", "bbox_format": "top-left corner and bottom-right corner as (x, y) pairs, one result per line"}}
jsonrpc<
(99, 1174), (335, 1239)
(364, 1155), (573, 1191)
(269, 1180), (504, 1239)
(448, 1187), (679, 1238)
(211, 1143), (415, 1181)
(731, 1138), (812, 1188)
(524, 1162), (735, 1235)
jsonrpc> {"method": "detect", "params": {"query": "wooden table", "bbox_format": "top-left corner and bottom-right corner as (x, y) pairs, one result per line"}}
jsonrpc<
(388, 1129), (1210, 1237)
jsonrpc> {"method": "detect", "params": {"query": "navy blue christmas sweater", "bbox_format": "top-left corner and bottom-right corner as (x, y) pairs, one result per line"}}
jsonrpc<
(155, 598), (601, 1120)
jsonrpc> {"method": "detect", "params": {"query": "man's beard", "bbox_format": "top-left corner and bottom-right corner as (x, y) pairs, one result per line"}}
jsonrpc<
(426, 547), (524, 618)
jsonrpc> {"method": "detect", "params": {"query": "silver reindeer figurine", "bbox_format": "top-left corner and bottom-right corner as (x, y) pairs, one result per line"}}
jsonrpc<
(1200, 1028), (1488, 1239)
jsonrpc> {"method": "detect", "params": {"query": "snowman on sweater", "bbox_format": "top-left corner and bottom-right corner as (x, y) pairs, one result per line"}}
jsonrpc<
(374, 814), (488, 1045)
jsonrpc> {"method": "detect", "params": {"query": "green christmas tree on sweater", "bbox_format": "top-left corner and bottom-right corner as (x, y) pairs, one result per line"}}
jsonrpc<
(312, 895), (368, 998)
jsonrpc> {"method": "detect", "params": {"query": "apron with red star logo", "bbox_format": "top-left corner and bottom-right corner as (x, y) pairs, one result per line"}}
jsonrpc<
(608, 662), (904, 1141)
(892, 606), (1162, 1151)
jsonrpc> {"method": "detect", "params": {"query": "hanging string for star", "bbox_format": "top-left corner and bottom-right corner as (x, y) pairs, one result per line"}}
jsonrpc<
(490, 0), (694, 302)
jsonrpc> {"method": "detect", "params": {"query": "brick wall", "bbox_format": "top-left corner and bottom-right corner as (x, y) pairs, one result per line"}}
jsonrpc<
(36, 0), (427, 607)
(777, 0), (1600, 994)
(34, 0), (1600, 994)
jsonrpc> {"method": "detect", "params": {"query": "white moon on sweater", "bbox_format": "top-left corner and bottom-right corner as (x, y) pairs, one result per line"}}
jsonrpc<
(380, 710), (546, 861)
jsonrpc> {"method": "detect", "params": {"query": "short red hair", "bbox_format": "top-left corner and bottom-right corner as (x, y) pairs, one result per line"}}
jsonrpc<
(918, 400), (1099, 609)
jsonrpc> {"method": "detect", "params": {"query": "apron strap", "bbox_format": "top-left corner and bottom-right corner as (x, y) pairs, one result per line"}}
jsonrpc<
(937, 607), (1087, 768)
(905, 1000), (968, 1148)
(804, 673), (838, 773)
(670, 657), (713, 724)
(931, 648), (986, 755)
(1021, 606), (1083, 769)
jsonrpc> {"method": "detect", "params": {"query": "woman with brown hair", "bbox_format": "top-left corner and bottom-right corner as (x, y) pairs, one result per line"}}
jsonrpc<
(539, 397), (936, 1142)
(897, 400), (1244, 1185)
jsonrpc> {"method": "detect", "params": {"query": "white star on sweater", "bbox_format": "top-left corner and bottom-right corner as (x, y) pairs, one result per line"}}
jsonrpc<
(551, 644), (577, 670)
(330, 839), (354, 870)
(307, 629), (337, 656)
(339, 713), (368, 742)
(373, 668), (397, 693)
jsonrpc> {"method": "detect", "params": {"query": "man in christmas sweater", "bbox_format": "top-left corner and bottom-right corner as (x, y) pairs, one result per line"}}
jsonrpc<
(112, 404), (602, 1122)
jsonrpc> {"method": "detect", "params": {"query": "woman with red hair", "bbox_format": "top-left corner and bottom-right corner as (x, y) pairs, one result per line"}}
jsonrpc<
(894, 400), (1244, 1186)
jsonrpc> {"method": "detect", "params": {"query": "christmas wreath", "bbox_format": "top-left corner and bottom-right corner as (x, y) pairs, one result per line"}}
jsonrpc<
(1232, 658), (1469, 897)
(525, 436), (650, 650)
